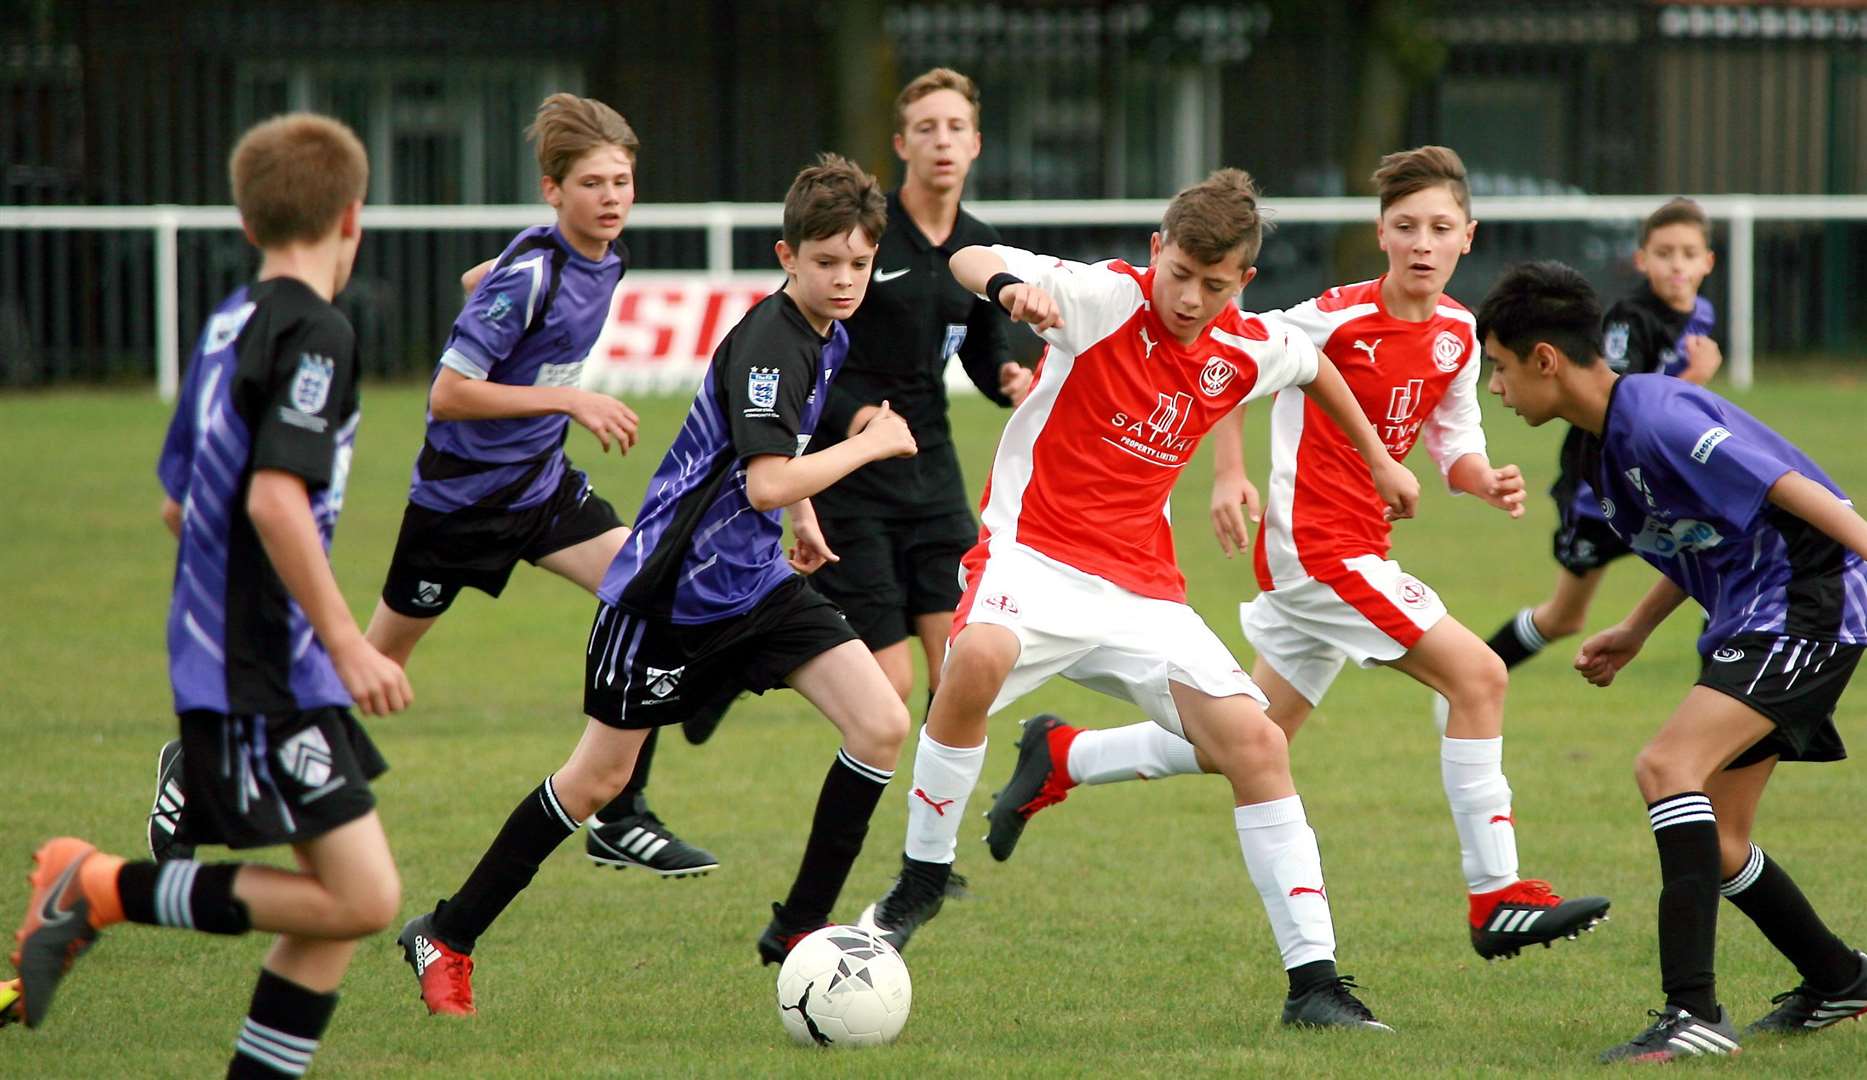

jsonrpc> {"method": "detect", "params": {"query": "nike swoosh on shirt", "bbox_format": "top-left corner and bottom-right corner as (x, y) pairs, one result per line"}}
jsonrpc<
(873, 267), (910, 283)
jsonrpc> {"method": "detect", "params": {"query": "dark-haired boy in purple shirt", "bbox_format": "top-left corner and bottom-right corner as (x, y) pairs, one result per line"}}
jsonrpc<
(1479, 260), (1867, 1064)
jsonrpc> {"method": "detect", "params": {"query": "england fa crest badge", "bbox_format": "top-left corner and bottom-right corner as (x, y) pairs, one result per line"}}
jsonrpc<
(291, 353), (335, 414)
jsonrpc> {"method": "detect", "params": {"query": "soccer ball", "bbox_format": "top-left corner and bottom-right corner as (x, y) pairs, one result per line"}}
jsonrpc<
(775, 925), (911, 1047)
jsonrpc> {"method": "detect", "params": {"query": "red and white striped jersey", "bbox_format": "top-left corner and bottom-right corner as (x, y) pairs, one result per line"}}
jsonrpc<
(968, 245), (1321, 603)
(1253, 276), (1486, 592)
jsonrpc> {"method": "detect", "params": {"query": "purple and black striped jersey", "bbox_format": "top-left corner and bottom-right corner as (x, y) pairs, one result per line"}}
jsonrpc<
(599, 291), (847, 624)
(156, 279), (361, 714)
(1588, 375), (1867, 652)
(410, 224), (624, 513)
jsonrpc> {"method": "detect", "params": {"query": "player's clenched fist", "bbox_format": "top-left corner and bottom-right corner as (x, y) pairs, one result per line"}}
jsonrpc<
(858, 400), (917, 459)
(997, 283), (1064, 333)
(569, 389), (640, 453)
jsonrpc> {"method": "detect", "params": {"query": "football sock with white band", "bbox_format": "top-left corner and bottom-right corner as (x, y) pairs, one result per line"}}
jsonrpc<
(118, 859), (250, 935)
(1721, 842), (1859, 991)
(780, 750), (894, 927)
(902, 728), (985, 865)
(1235, 795), (1336, 969)
(1441, 736), (1519, 893)
(1649, 792), (1721, 1019)
(1065, 722), (1201, 785)
(227, 968), (335, 1078)
(434, 773), (581, 952)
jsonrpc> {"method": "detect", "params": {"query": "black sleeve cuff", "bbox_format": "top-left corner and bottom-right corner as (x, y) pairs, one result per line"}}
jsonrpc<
(985, 272), (1024, 317)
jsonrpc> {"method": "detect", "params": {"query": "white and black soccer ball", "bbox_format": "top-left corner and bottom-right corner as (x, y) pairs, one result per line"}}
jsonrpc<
(775, 925), (911, 1047)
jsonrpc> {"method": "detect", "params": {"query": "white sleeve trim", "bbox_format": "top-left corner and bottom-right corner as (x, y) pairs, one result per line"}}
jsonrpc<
(440, 347), (489, 381)
(988, 244), (1140, 356)
(1423, 351), (1487, 488)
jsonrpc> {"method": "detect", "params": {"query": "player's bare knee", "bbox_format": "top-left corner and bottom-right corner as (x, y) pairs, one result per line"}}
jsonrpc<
(1447, 649), (1509, 714)
(1632, 747), (1693, 800)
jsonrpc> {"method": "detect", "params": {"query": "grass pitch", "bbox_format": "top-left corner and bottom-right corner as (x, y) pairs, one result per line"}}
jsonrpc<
(3, 371), (1865, 1077)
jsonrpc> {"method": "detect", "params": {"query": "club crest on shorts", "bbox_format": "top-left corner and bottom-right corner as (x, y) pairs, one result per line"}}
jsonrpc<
(290, 353), (335, 414)
(748, 367), (781, 411)
(1397, 576), (1431, 610)
(646, 665), (686, 699)
(413, 581), (445, 608)
(277, 726), (333, 788)
(1199, 355), (1237, 397)
(1432, 330), (1465, 372)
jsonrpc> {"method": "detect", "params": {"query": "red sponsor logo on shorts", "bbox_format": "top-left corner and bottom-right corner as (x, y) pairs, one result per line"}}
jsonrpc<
(981, 592), (1020, 616)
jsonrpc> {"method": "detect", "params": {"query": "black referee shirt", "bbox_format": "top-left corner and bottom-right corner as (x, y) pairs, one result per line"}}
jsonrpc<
(811, 189), (1013, 519)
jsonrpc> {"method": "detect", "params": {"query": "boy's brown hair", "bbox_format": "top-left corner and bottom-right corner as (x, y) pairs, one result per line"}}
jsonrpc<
(893, 67), (981, 133)
(781, 153), (887, 252)
(1640, 197), (1711, 247)
(1372, 145), (1471, 218)
(1160, 168), (1266, 269)
(229, 113), (369, 248)
(527, 93), (639, 182)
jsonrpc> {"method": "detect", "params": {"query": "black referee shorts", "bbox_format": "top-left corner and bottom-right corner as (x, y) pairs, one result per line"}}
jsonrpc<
(381, 467), (623, 617)
(583, 577), (860, 730)
(1698, 633), (1861, 769)
(811, 509), (978, 649)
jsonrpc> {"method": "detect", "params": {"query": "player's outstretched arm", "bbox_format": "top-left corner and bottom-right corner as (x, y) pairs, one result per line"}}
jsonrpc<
(161, 496), (183, 539)
(1446, 454), (1527, 518)
(743, 401), (918, 512)
(1298, 356), (1420, 520)
(1208, 404), (1259, 558)
(247, 469), (412, 715)
(1768, 470), (1867, 559)
(427, 368), (640, 453)
(1576, 576), (1689, 687)
(950, 246), (1063, 333)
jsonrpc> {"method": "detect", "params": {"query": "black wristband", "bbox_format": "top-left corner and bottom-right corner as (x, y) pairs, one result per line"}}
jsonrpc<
(985, 272), (1025, 316)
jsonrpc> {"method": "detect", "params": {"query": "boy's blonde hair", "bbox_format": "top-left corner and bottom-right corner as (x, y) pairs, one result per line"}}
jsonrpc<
(1372, 145), (1471, 218)
(782, 153), (886, 252)
(229, 113), (369, 248)
(893, 68), (981, 133)
(1640, 197), (1711, 247)
(527, 93), (639, 182)
(1160, 168), (1265, 269)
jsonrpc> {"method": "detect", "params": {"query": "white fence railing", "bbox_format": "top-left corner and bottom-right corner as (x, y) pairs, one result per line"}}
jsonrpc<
(8, 195), (1867, 399)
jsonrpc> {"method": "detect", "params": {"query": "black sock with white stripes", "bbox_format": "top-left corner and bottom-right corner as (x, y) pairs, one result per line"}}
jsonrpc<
(433, 774), (582, 953)
(1484, 608), (1547, 669)
(226, 968), (336, 1078)
(118, 860), (250, 935)
(1649, 792), (1721, 1018)
(778, 750), (894, 928)
(1721, 843), (1858, 990)
(592, 728), (658, 824)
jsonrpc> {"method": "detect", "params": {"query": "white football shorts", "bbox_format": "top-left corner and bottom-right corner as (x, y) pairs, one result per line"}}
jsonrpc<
(953, 542), (1266, 739)
(1240, 554), (1448, 706)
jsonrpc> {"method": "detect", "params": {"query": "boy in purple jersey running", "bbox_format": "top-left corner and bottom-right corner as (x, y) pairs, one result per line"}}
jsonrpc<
(1480, 260), (1867, 1063)
(144, 94), (723, 882)
(12, 115), (411, 1078)
(397, 155), (919, 1016)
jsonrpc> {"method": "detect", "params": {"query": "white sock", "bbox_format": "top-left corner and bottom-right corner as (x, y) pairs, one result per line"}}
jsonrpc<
(1235, 795), (1336, 969)
(1442, 736), (1519, 893)
(1066, 722), (1202, 785)
(902, 728), (986, 865)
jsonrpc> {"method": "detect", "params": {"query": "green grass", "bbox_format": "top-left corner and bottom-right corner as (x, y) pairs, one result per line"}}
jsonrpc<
(3, 374), (1865, 1077)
